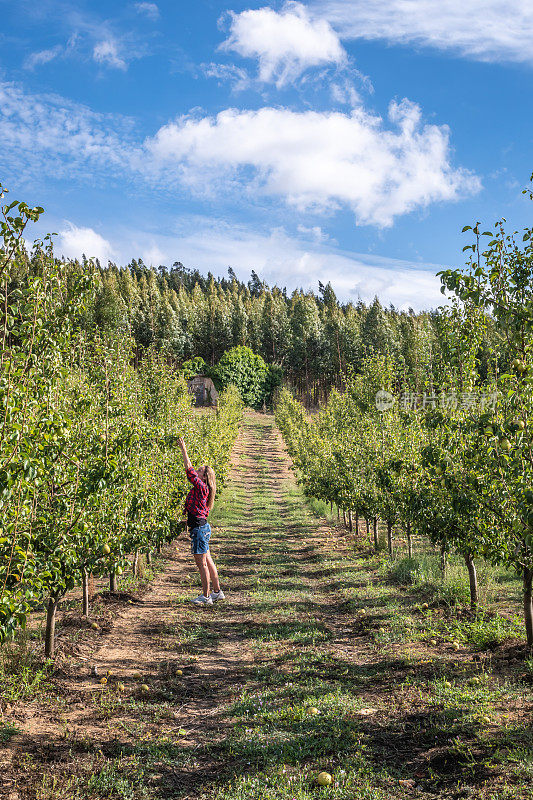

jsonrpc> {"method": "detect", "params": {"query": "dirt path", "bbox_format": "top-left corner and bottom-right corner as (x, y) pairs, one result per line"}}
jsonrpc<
(2, 412), (532, 800)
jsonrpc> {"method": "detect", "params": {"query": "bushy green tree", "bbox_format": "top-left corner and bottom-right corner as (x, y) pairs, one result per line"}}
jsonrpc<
(182, 356), (208, 379)
(214, 346), (269, 408)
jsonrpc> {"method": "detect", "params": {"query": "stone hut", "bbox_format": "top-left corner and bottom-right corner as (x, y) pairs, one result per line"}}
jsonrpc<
(187, 375), (219, 407)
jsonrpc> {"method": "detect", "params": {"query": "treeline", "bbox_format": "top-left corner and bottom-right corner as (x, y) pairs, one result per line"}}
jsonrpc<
(88, 259), (506, 395)
(0, 185), (243, 657)
(275, 203), (533, 645)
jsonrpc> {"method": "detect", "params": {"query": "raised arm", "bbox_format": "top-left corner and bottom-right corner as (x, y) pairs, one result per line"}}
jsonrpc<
(177, 437), (193, 472)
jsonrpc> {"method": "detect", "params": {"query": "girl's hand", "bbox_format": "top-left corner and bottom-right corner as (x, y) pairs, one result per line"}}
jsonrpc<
(177, 436), (185, 450)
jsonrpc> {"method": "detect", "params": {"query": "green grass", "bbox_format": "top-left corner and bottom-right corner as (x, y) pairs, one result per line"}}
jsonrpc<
(0, 635), (52, 703)
(381, 542), (521, 612)
(0, 723), (21, 743)
(37, 755), (154, 800)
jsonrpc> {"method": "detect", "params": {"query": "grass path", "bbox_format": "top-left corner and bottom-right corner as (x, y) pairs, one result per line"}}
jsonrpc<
(1, 413), (532, 799)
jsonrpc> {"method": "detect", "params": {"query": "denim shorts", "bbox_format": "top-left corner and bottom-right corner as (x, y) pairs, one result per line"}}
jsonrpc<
(190, 522), (211, 555)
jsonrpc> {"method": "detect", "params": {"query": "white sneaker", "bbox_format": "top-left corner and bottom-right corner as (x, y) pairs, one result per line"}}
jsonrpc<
(191, 594), (213, 605)
(210, 590), (225, 601)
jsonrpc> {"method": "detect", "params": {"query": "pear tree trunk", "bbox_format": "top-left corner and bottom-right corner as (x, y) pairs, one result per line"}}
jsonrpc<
(407, 521), (413, 559)
(524, 567), (533, 647)
(464, 552), (479, 612)
(45, 595), (59, 659)
(82, 569), (89, 617)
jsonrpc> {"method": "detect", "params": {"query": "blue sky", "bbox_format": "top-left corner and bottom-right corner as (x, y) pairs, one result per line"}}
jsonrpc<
(0, 0), (531, 309)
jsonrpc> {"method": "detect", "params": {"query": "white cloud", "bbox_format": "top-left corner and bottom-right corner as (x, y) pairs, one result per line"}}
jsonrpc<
(142, 243), (168, 266)
(0, 82), (478, 231)
(58, 224), (115, 264)
(297, 224), (333, 244)
(134, 2), (160, 20)
(24, 10), (149, 73)
(23, 36), (80, 72)
(147, 101), (480, 227)
(313, 0), (533, 65)
(24, 45), (63, 70)
(330, 79), (361, 107)
(0, 81), (137, 183)
(93, 39), (127, 70)
(201, 63), (251, 91)
(221, 1), (346, 87)
(115, 219), (446, 310)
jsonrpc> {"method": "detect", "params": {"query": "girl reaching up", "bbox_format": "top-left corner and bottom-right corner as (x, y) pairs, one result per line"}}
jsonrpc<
(177, 437), (224, 605)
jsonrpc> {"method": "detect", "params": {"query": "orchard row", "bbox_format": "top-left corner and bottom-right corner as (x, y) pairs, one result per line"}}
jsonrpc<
(276, 203), (533, 646)
(0, 187), (243, 657)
